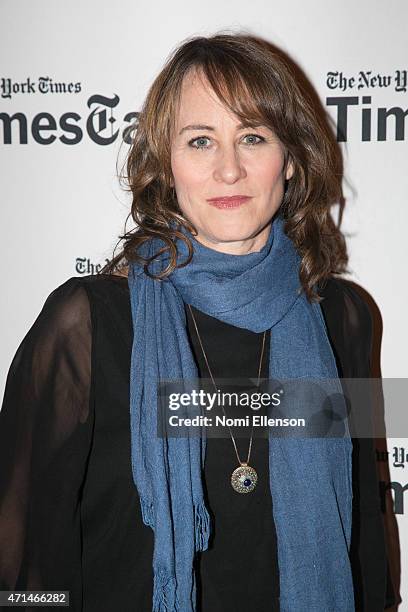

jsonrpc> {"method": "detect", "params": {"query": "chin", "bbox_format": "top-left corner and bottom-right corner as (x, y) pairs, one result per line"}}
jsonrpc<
(199, 226), (258, 244)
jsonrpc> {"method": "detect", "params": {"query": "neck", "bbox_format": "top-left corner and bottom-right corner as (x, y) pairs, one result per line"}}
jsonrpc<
(191, 223), (272, 256)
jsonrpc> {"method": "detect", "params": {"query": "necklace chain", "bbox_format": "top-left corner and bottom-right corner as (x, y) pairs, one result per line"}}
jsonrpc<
(187, 303), (267, 466)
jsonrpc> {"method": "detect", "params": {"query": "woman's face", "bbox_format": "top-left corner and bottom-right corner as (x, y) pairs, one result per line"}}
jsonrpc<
(170, 69), (294, 255)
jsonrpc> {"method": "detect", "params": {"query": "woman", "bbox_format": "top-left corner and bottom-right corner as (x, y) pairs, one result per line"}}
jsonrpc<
(0, 33), (389, 611)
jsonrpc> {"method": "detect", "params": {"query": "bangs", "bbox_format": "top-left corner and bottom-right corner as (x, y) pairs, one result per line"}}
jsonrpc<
(189, 54), (283, 134)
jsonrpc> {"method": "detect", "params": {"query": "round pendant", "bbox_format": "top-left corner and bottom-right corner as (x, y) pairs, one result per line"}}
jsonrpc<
(231, 464), (258, 493)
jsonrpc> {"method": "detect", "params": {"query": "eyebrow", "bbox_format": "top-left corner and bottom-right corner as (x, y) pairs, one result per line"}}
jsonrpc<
(178, 122), (265, 136)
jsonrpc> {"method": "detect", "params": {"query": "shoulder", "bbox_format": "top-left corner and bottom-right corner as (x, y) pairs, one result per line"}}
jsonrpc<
(319, 277), (373, 378)
(78, 272), (129, 302)
(13, 274), (127, 355)
(319, 276), (373, 337)
(39, 276), (91, 331)
(39, 273), (129, 322)
(318, 277), (374, 376)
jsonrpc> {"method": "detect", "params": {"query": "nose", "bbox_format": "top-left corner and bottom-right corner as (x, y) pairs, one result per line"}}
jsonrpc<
(212, 143), (247, 183)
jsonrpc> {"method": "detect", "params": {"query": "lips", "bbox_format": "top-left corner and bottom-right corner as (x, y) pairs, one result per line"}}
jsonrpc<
(206, 196), (252, 209)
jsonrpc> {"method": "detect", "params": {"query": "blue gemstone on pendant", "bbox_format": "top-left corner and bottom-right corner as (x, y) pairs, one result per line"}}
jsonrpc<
(243, 478), (252, 487)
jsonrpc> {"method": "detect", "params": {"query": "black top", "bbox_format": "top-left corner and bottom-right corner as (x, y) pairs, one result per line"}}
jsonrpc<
(0, 273), (388, 611)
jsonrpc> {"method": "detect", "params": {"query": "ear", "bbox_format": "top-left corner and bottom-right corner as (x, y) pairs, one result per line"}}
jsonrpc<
(285, 157), (294, 181)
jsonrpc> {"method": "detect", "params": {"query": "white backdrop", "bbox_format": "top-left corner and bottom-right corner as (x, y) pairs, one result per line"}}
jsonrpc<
(1, 1), (407, 608)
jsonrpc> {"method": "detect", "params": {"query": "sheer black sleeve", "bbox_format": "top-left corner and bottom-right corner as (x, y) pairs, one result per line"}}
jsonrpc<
(0, 278), (94, 610)
(322, 278), (389, 611)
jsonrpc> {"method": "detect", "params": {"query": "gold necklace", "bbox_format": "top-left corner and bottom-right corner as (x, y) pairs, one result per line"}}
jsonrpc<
(187, 303), (267, 494)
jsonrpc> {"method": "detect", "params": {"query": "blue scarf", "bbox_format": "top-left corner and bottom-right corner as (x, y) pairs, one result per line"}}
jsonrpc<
(128, 213), (355, 611)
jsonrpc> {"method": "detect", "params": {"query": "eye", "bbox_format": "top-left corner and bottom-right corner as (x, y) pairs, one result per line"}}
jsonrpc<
(242, 133), (265, 146)
(188, 136), (211, 149)
(188, 133), (266, 150)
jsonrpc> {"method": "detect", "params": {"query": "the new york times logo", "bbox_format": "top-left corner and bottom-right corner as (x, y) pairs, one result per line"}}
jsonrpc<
(0, 93), (138, 145)
(326, 69), (408, 142)
(1, 76), (82, 99)
(75, 258), (110, 275)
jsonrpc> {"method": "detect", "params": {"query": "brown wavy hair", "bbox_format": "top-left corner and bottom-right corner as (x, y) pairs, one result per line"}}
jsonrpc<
(100, 31), (349, 302)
